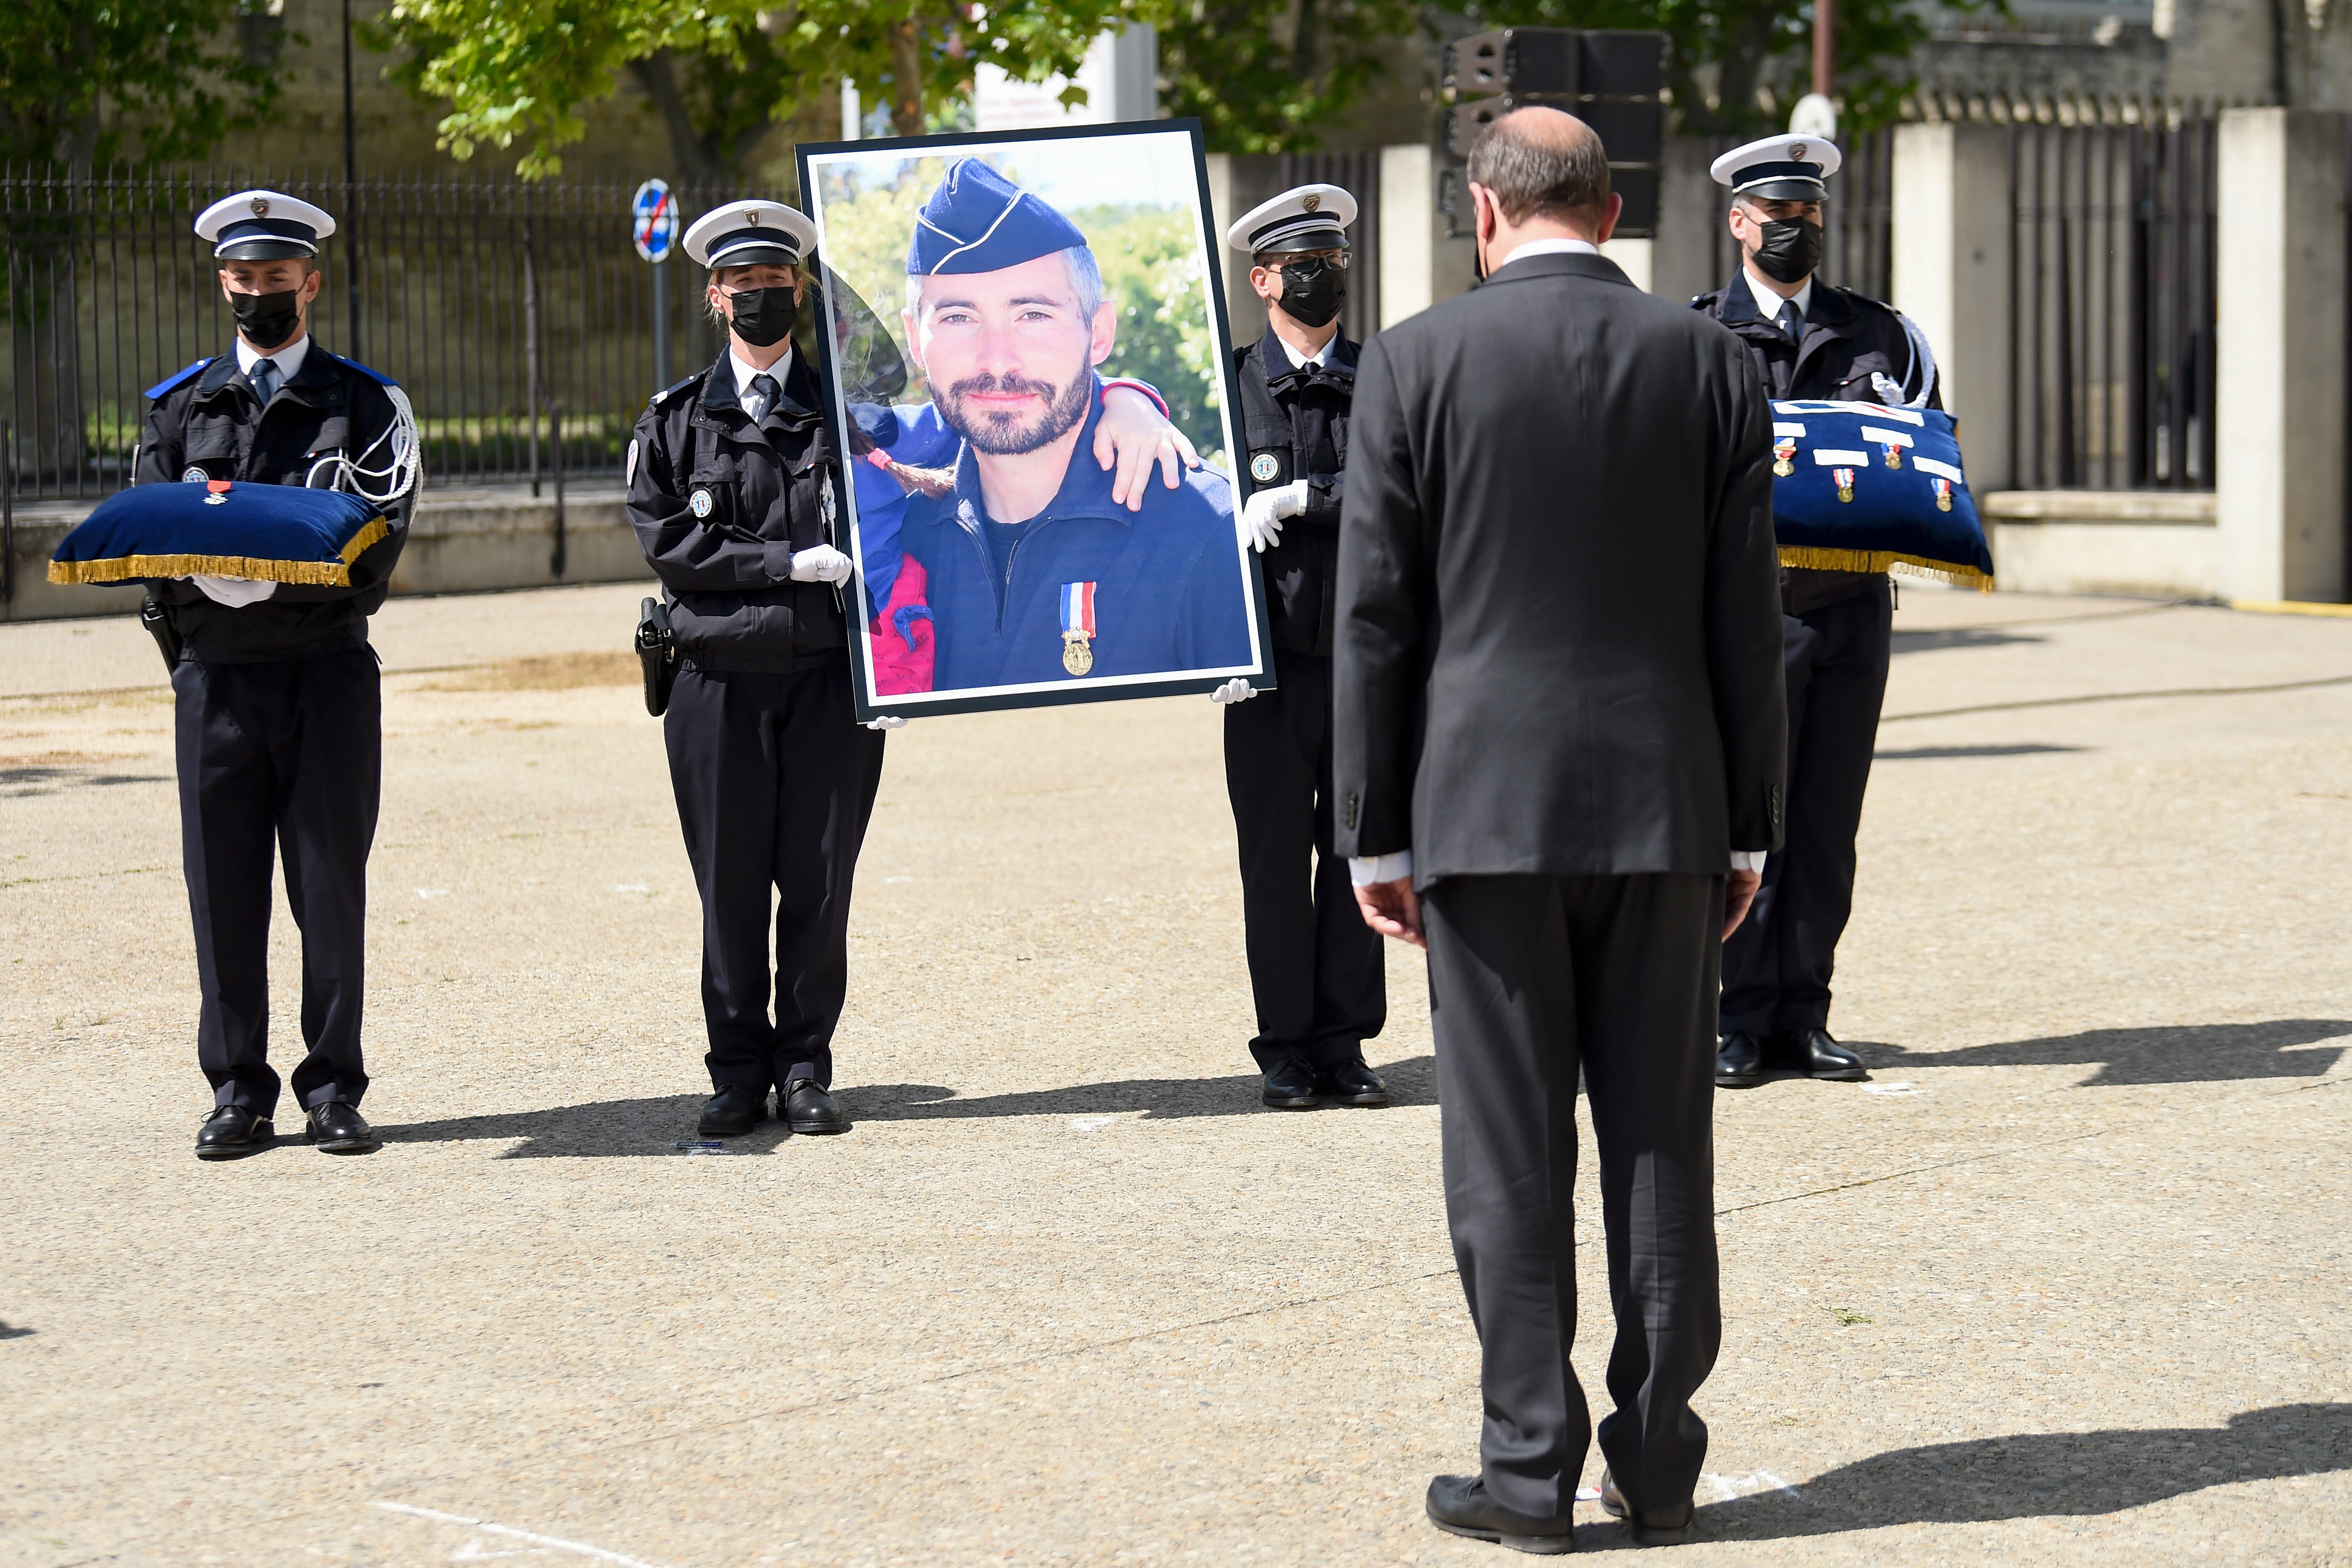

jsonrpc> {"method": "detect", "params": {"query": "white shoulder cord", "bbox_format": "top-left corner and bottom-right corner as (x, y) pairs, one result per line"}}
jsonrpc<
(304, 383), (422, 503)
(1897, 314), (1938, 408)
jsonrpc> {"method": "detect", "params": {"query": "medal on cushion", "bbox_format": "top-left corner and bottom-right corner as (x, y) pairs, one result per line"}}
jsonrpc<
(1771, 437), (1797, 478)
(1059, 580), (1097, 676)
(1834, 467), (1856, 504)
(1931, 476), (1954, 513)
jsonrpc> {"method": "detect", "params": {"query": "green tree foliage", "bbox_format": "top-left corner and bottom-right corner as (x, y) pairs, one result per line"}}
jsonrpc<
(0, 0), (288, 172)
(371, 1), (1135, 181)
(1150, 0), (1420, 154)
(1462, 0), (1990, 135)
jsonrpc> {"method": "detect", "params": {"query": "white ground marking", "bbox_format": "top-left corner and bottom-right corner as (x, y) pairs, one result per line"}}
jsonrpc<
(1068, 1115), (1115, 1131)
(613, 884), (650, 893)
(1574, 1485), (1602, 1502)
(1861, 1081), (1923, 1096)
(374, 1501), (671, 1568)
(415, 888), (449, 899)
(1700, 1471), (1805, 1504)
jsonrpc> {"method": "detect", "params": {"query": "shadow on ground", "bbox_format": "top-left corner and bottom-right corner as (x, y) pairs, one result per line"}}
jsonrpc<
(0, 764), (171, 797)
(1873, 744), (2083, 761)
(1857, 1019), (2352, 1086)
(1890, 627), (2049, 655)
(1583, 1403), (2352, 1550)
(375, 1056), (1437, 1156)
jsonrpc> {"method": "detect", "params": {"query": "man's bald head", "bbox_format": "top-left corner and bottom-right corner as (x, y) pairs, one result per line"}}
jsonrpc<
(1466, 106), (1612, 227)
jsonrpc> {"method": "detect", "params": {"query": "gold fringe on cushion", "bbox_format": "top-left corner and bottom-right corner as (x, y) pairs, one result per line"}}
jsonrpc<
(1778, 545), (1994, 592)
(47, 518), (390, 589)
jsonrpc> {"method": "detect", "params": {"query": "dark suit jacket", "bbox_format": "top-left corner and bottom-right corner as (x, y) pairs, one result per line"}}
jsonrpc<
(1332, 250), (1787, 881)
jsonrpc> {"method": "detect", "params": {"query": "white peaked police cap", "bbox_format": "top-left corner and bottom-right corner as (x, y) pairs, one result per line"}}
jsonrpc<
(684, 200), (818, 269)
(1227, 184), (1358, 256)
(1709, 134), (1843, 201)
(195, 191), (336, 260)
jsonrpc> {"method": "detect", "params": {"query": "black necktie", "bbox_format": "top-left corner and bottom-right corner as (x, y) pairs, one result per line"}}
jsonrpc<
(1777, 300), (1804, 342)
(251, 360), (279, 405)
(749, 373), (779, 422)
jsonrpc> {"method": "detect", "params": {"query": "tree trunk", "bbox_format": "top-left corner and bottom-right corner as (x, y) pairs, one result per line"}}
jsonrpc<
(890, 18), (926, 138)
(628, 50), (725, 185)
(1710, 3), (1790, 135)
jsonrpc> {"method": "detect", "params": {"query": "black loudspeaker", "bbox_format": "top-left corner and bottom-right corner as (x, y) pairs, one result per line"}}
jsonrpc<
(1577, 31), (1666, 99)
(1608, 165), (1660, 236)
(1447, 97), (1661, 166)
(1445, 28), (1663, 100)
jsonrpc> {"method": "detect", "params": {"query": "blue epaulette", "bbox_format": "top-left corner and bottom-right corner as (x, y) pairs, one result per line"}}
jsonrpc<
(327, 350), (400, 388)
(650, 374), (699, 411)
(144, 359), (211, 400)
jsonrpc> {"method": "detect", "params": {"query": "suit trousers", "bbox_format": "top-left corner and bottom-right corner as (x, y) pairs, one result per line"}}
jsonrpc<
(1223, 653), (1386, 1071)
(1720, 585), (1892, 1037)
(173, 647), (381, 1116)
(1423, 873), (1723, 1523)
(665, 662), (885, 1093)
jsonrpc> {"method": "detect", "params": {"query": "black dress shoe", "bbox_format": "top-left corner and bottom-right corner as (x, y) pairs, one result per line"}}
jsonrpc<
(781, 1079), (846, 1135)
(304, 1101), (378, 1153)
(1317, 1056), (1390, 1107)
(195, 1105), (273, 1160)
(1598, 1469), (1691, 1546)
(697, 1083), (768, 1137)
(1715, 1031), (1765, 1088)
(1260, 1058), (1319, 1109)
(1424, 1473), (1575, 1554)
(1770, 1027), (1867, 1081)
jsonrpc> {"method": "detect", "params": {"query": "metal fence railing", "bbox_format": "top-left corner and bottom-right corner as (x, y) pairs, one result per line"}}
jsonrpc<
(2007, 118), (2217, 491)
(1703, 125), (1893, 303)
(3, 167), (751, 502)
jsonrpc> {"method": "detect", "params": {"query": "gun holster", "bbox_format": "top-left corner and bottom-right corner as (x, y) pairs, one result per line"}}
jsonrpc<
(140, 591), (183, 675)
(636, 596), (679, 717)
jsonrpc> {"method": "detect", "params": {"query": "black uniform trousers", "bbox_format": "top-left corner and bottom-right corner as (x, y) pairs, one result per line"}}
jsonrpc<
(174, 647), (381, 1115)
(664, 660), (885, 1093)
(1223, 653), (1386, 1071)
(1719, 584), (1892, 1038)
(1423, 872), (1723, 1524)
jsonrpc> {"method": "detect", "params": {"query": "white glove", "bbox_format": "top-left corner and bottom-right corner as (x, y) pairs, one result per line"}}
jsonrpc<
(789, 544), (852, 584)
(1238, 480), (1307, 553)
(1209, 677), (1257, 705)
(864, 715), (908, 731)
(186, 576), (278, 607)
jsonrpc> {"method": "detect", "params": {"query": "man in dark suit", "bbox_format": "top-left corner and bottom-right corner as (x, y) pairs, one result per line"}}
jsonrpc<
(1335, 108), (1786, 1552)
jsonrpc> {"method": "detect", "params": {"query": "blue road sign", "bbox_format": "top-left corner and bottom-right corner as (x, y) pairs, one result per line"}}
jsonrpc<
(632, 179), (678, 263)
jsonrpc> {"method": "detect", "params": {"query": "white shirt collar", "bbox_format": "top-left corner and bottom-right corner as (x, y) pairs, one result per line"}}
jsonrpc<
(1495, 236), (1600, 269)
(1274, 329), (1337, 371)
(1739, 264), (1812, 327)
(730, 343), (793, 399)
(234, 332), (310, 382)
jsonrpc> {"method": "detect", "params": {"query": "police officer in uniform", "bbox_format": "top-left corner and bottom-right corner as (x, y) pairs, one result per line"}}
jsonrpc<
(628, 200), (890, 1140)
(1690, 137), (1941, 1088)
(139, 190), (421, 1159)
(1216, 185), (1388, 1111)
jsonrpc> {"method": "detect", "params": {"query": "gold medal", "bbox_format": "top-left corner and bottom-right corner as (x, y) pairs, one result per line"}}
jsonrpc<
(1062, 632), (1094, 675)
(1883, 446), (1903, 470)
(1772, 437), (1797, 478)
(1834, 467), (1856, 504)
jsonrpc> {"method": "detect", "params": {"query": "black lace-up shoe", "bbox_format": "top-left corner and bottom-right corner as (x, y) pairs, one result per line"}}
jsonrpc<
(1424, 1473), (1575, 1554)
(1317, 1057), (1390, 1107)
(1261, 1058), (1319, 1108)
(304, 1101), (378, 1153)
(195, 1105), (273, 1160)
(781, 1079), (846, 1134)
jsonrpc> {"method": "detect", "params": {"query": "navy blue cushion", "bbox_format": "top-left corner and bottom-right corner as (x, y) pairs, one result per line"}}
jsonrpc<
(1767, 400), (1992, 586)
(49, 481), (388, 587)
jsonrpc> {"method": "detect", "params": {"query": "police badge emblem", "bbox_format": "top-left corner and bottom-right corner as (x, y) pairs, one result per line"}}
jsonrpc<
(1833, 467), (1856, 503)
(1771, 438), (1797, 478)
(181, 466), (207, 483)
(1059, 580), (1097, 676)
(689, 486), (715, 518)
(1250, 452), (1281, 484)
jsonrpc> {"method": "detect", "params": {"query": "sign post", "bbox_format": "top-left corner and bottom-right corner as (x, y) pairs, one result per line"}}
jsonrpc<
(632, 179), (680, 392)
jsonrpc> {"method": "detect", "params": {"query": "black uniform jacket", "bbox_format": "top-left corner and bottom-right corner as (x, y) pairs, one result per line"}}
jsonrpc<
(135, 343), (413, 663)
(627, 349), (848, 673)
(1235, 326), (1354, 658)
(1333, 251), (1787, 880)
(1691, 273), (1945, 615)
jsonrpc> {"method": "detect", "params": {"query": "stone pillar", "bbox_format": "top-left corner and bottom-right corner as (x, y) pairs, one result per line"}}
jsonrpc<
(1598, 237), (1653, 293)
(1891, 122), (2014, 492)
(1376, 144), (1478, 329)
(2217, 108), (2349, 604)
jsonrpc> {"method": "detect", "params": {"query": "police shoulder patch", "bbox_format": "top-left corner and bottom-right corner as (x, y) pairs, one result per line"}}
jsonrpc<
(1249, 452), (1281, 484)
(180, 465), (208, 483)
(688, 485), (715, 518)
(145, 359), (211, 401)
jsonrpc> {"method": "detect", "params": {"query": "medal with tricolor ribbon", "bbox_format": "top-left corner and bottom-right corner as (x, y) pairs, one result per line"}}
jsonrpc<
(1060, 580), (1097, 675)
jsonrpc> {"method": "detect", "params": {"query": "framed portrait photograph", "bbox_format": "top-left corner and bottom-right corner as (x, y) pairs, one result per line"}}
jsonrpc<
(797, 121), (1267, 720)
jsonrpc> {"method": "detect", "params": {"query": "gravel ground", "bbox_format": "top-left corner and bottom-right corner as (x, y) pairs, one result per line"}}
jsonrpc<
(1, 582), (2346, 1567)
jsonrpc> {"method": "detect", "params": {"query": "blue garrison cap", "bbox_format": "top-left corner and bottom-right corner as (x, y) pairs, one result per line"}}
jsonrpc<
(907, 158), (1090, 277)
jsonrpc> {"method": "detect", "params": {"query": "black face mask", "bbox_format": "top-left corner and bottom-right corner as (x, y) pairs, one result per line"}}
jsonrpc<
(1274, 257), (1345, 329)
(231, 288), (304, 351)
(1752, 218), (1824, 285)
(726, 286), (795, 347)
